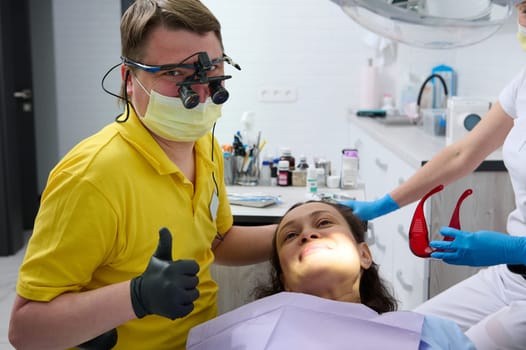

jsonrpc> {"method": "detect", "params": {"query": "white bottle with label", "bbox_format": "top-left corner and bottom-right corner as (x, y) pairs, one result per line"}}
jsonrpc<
(306, 167), (318, 199)
(341, 149), (359, 189)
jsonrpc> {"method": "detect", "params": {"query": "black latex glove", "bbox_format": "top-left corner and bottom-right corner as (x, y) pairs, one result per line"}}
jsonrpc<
(130, 227), (200, 320)
(77, 328), (118, 350)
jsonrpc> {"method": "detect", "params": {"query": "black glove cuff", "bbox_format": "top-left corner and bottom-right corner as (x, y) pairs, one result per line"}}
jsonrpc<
(507, 264), (526, 280)
(130, 277), (148, 318)
(77, 328), (118, 349)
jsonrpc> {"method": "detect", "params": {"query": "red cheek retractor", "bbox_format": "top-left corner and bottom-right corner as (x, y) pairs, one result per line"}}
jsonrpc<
(408, 184), (473, 258)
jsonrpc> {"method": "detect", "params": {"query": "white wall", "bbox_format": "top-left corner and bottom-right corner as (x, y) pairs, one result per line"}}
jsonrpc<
(207, 0), (524, 172)
(42, 0), (524, 183)
(52, 0), (121, 157)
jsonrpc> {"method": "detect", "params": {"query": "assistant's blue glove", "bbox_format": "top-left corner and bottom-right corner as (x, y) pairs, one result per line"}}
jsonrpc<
(130, 227), (200, 320)
(430, 227), (526, 267)
(340, 194), (400, 221)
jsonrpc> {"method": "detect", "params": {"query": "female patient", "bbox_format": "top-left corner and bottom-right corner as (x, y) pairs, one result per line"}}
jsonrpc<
(187, 201), (476, 350)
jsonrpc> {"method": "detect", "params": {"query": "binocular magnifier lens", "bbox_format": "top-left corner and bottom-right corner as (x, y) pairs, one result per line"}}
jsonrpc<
(178, 85), (201, 109)
(209, 81), (229, 105)
(178, 82), (230, 109)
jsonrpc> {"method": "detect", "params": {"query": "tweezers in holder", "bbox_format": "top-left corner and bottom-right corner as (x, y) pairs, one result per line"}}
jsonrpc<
(408, 184), (473, 258)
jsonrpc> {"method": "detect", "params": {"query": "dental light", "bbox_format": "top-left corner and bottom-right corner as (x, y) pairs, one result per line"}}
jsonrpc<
(330, 0), (515, 49)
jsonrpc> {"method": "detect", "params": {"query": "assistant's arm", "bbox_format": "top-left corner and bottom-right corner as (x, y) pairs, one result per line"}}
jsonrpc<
(343, 102), (513, 220)
(389, 102), (512, 207)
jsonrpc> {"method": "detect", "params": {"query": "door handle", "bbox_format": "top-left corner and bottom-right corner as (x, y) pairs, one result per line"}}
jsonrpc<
(13, 89), (32, 100)
(375, 158), (388, 172)
(396, 270), (413, 292)
(397, 224), (408, 242)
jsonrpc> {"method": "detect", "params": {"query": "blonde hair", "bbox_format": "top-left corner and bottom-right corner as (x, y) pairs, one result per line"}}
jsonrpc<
(119, 0), (223, 99)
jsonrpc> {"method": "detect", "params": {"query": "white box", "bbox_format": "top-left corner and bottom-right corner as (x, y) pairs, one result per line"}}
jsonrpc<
(446, 96), (491, 145)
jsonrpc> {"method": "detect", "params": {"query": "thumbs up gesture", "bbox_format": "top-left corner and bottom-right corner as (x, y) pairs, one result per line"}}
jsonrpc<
(130, 227), (200, 320)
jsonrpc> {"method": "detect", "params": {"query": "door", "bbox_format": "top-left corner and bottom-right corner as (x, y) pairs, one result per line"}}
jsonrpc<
(0, 0), (38, 255)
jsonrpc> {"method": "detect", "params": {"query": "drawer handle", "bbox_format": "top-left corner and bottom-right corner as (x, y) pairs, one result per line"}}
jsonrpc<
(397, 224), (408, 242)
(376, 237), (386, 251)
(366, 222), (386, 251)
(396, 270), (413, 292)
(365, 222), (376, 246)
(375, 158), (388, 172)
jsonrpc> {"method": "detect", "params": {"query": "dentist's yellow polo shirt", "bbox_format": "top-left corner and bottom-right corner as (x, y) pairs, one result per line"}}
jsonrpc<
(16, 109), (233, 349)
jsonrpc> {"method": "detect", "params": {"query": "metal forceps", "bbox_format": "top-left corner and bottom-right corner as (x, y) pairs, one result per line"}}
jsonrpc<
(408, 184), (473, 258)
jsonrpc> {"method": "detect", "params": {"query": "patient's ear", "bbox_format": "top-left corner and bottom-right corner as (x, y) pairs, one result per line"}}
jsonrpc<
(358, 243), (373, 269)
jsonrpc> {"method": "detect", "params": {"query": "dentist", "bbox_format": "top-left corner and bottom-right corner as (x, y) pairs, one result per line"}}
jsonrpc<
(8, 1), (275, 349)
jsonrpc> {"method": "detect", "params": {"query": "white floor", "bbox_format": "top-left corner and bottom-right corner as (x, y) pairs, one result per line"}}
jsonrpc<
(0, 242), (27, 350)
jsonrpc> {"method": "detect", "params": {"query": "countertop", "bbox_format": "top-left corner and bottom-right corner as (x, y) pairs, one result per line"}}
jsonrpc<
(227, 185), (365, 224)
(349, 116), (505, 171)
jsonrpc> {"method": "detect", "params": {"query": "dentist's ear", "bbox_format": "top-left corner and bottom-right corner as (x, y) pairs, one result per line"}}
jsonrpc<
(359, 243), (373, 269)
(121, 65), (132, 96)
(120, 64), (127, 80)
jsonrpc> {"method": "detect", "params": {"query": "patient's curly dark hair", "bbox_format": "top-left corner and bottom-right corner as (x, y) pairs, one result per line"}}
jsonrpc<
(253, 200), (398, 314)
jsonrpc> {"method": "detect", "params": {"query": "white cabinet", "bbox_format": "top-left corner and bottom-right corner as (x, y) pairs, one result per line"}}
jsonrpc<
(349, 122), (426, 310)
(427, 172), (515, 297)
(348, 116), (514, 311)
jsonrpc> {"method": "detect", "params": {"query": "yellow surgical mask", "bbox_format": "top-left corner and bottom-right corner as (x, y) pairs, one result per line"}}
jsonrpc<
(134, 77), (222, 142)
(517, 23), (526, 51)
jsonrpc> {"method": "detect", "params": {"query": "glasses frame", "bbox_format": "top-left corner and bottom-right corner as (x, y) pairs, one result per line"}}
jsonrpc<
(121, 52), (241, 109)
(121, 52), (240, 78)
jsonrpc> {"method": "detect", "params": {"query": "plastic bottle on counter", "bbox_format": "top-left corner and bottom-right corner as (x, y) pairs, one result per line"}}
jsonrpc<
(223, 151), (233, 185)
(271, 157), (279, 186)
(341, 148), (359, 189)
(280, 148), (295, 169)
(399, 72), (420, 119)
(277, 160), (290, 187)
(316, 167), (325, 188)
(306, 167), (318, 199)
(279, 148), (295, 186)
(292, 155), (309, 187)
(297, 155), (309, 170)
(259, 158), (272, 186)
(381, 94), (397, 117)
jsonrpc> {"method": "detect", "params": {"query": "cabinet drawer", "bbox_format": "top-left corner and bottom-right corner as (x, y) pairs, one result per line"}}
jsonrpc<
(350, 123), (427, 310)
(350, 129), (415, 199)
(366, 219), (393, 283)
(390, 205), (428, 310)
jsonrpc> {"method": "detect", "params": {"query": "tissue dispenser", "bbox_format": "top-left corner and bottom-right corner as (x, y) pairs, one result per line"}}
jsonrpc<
(446, 97), (491, 145)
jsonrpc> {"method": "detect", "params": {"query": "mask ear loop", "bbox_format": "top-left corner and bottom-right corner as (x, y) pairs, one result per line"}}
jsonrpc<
(409, 184), (444, 257)
(101, 62), (131, 122)
(117, 69), (131, 123)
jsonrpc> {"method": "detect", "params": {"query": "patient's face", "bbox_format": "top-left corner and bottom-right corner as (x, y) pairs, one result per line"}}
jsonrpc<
(275, 202), (372, 301)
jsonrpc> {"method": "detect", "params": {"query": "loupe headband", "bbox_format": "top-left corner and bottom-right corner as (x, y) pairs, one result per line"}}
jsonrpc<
(121, 52), (241, 109)
(121, 52), (240, 76)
